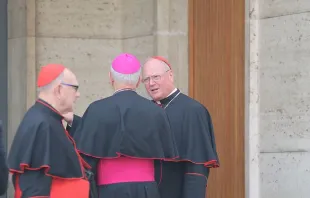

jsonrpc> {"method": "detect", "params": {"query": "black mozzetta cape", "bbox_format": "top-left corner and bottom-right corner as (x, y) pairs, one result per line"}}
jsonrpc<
(73, 90), (178, 160)
(8, 99), (88, 197)
(8, 99), (85, 177)
(154, 89), (219, 198)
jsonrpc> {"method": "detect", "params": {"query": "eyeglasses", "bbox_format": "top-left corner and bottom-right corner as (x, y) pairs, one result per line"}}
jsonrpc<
(61, 82), (79, 91)
(142, 70), (170, 84)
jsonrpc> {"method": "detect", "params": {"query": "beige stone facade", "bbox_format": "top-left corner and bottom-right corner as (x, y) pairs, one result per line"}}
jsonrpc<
(8, 0), (188, 148)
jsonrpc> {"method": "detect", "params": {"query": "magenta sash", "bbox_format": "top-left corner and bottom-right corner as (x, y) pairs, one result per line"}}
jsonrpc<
(97, 157), (155, 185)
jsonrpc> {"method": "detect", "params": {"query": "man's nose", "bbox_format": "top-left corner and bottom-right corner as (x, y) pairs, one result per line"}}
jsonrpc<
(76, 91), (80, 98)
(149, 78), (156, 85)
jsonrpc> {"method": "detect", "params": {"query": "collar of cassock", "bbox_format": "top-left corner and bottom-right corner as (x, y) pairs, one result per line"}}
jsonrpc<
(113, 88), (136, 95)
(155, 88), (180, 107)
(36, 99), (64, 121)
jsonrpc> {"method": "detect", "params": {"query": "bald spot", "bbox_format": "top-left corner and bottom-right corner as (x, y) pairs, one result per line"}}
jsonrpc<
(63, 68), (78, 85)
(142, 58), (170, 78)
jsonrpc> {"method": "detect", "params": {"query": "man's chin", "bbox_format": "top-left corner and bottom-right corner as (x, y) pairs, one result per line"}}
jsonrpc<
(150, 95), (163, 102)
(64, 107), (74, 114)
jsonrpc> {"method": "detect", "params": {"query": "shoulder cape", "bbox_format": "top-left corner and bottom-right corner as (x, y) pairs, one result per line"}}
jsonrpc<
(161, 91), (219, 168)
(8, 101), (86, 178)
(73, 90), (178, 160)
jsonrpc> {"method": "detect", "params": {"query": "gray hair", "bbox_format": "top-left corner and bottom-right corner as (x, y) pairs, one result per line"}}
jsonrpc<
(37, 72), (64, 92)
(110, 66), (141, 85)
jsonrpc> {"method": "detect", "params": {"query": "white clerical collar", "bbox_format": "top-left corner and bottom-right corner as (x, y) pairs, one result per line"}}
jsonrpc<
(167, 88), (177, 97)
(157, 88), (177, 104)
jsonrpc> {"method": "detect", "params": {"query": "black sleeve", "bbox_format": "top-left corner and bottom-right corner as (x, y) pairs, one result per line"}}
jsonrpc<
(81, 154), (98, 178)
(66, 115), (82, 137)
(182, 162), (209, 198)
(0, 122), (8, 196)
(19, 169), (52, 198)
(81, 154), (99, 198)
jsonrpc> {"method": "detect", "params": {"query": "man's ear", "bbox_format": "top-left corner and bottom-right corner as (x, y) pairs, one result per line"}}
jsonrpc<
(54, 84), (62, 99)
(109, 72), (114, 84)
(136, 76), (141, 88)
(169, 70), (174, 81)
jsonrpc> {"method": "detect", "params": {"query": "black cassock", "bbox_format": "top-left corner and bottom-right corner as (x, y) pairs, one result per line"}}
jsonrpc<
(154, 89), (219, 198)
(8, 99), (90, 198)
(72, 90), (179, 198)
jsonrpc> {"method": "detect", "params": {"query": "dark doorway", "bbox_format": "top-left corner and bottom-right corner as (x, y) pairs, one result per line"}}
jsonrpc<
(0, 0), (8, 197)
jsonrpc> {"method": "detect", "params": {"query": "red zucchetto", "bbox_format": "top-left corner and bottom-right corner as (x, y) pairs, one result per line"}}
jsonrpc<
(152, 56), (171, 69)
(37, 64), (65, 87)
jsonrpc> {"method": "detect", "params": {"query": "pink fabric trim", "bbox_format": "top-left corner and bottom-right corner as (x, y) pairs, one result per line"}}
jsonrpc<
(97, 157), (155, 185)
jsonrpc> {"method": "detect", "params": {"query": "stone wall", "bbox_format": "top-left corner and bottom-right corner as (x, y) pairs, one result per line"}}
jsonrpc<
(31, 0), (188, 115)
(8, 0), (188, 118)
(35, 0), (156, 114)
(250, 0), (310, 197)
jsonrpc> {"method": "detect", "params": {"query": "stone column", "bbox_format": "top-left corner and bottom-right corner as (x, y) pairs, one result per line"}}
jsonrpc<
(247, 0), (260, 197)
(249, 0), (310, 197)
(8, 0), (36, 149)
(7, 0), (37, 195)
(156, 0), (189, 94)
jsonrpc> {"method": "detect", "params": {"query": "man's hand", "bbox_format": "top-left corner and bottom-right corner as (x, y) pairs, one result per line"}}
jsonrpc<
(62, 112), (74, 126)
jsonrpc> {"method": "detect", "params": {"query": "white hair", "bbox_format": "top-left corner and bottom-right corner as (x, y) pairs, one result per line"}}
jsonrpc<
(38, 72), (64, 92)
(110, 66), (141, 85)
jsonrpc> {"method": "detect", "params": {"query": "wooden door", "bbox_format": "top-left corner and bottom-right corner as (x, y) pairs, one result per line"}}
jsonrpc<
(188, 0), (245, 198)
